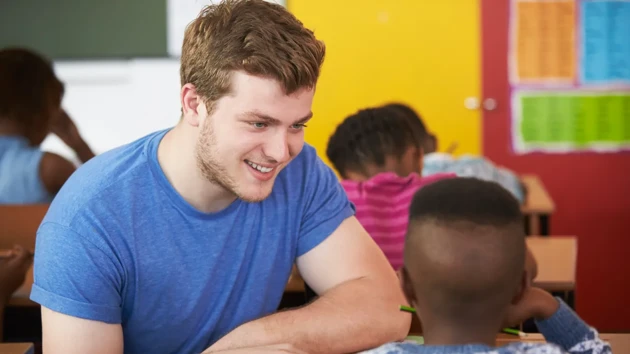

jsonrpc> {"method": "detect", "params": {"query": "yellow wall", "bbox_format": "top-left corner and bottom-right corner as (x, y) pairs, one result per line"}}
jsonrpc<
(288, 0), (481, 166)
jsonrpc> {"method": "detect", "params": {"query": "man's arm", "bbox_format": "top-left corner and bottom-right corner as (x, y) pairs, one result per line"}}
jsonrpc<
(31, 222), (125, 353)
(42, 307), (123, 354)
(205, 217), (410, 354)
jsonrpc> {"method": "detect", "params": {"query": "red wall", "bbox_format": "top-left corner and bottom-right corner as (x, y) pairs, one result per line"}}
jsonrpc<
(481, 0), (630, 331)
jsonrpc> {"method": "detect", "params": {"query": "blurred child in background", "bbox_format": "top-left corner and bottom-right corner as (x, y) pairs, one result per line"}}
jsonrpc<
(326, 106), (453, 270)
(0, 48), (94, 204)
(384, 103), (526, 204)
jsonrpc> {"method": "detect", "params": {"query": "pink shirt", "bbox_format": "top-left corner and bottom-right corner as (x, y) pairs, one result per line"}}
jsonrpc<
(342, 172), (455, 270)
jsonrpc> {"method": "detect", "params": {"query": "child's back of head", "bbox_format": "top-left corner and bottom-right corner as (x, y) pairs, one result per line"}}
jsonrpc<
(403, 177), (526, 342)
(382, 102), (526, 203)
(382, 103), (436, 154)
(326, 106), (422, 180)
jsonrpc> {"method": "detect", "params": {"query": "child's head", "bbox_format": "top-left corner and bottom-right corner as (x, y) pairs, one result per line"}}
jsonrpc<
(0, 48), (64, 145)
(402, 177), (526, 333)
(326, 106), (422, 180)
(383, 103), (437, 154)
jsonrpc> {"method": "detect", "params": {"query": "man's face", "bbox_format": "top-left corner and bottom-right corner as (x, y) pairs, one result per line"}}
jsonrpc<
(195, 72), (314, 202)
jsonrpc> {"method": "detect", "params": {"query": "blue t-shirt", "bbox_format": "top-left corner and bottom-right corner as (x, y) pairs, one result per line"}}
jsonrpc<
(30, 129), (354, 354)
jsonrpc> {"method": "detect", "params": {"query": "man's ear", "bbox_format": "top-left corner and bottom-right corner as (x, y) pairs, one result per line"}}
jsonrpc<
(180, 83), (204, 127)
(511, 271), (528, 305)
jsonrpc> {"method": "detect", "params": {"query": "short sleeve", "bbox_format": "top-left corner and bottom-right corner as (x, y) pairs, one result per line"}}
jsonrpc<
(297, 151), (355, 257)
(30, 222), (124, 324)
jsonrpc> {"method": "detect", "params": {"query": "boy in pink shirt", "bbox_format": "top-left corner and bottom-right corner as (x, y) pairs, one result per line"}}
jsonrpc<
(326, 106), (453, 269)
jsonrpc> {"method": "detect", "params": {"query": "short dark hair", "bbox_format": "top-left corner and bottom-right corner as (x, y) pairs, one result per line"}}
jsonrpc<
(326, 106), (419, 178)
(383, 103), (428, 146)
(409, 177), (523, 226)
(404, 177), (526, 325)
(0, 48), (62, 126)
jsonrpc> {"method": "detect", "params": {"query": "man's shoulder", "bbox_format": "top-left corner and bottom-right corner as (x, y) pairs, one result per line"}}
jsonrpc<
(275, 143), (325, 184)
(284, 142), (319, 170)
(44, 130), (165, 226)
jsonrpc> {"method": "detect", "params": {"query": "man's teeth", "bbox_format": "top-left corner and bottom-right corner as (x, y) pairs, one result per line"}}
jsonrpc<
(247, 161), (273, 173)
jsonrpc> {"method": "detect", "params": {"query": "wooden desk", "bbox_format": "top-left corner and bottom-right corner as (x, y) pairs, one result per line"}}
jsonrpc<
(526, 236), (577, 308)
(496, 333), (630, 353)
(9, 265), (36, 307)
(0, 343), (35, 354)
(0, 204), (48, 250)
(526, 236), (577, 292)
(1, 204), (46, 307)
(521, 175), (555, 236)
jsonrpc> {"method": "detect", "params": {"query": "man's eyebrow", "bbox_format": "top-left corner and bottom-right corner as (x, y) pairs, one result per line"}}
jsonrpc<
(241, 111), (313, 125)
(294, 112), (313, 124)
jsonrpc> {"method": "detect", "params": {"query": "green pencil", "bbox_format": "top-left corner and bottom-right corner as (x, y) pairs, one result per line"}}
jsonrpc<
(502, 328), (527, 337)
(399, 305), (416, 313)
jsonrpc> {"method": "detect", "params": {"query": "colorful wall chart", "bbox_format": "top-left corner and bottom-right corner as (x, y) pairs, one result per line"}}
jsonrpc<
(580, 0), (630, 84)
(513, 91), (630, 152)
(509, 0), (630, 153)
(510, 0), (576, 83)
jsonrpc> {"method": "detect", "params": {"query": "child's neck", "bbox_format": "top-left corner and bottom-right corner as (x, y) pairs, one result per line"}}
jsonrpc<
(422, 320), (498, 347)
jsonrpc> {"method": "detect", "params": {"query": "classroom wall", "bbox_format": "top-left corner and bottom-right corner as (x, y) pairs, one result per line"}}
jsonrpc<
(481, 0), (630, 331)
(49, 1), (482, 167)
(42, 59), (182, 162)
(289, 0), (482, 165)
(488, 138), (630, 332)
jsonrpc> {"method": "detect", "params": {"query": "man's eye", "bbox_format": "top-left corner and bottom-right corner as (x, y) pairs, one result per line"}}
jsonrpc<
(252, 122), (267, 128)
(291, 123), (307, 130)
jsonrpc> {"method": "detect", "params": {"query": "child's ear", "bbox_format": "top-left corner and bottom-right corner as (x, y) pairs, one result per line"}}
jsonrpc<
(511, 271), (528, 305)
(399, 267), (417, 306)
(399, 146), (423, 176)
(428, 134), (438, 152)
(417, 146), (424, 174)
